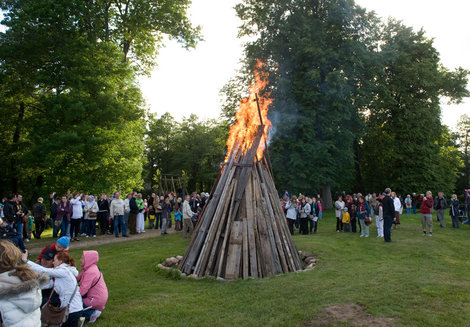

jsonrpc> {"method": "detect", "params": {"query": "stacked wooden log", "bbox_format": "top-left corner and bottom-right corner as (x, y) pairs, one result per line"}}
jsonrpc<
(178, 125), (303, 280)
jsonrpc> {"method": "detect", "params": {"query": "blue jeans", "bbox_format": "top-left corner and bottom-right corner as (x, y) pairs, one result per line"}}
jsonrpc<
(155, 212), (162, 229)
(114, 215), (127, 236)
(384, 215), (394, 242)
(412, 204), (416, 214)
(406, 208), (411, 214)
(60, 219), (70, 237)
(53, 220), (61, 238)
(14, 222), (24, 239)
(86, 220), (96, 236)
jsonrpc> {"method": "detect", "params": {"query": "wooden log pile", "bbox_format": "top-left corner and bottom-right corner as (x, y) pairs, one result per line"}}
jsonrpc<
(178, 123), (303, 280)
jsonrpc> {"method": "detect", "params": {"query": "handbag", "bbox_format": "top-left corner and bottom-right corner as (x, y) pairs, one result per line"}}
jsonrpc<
(88, 211), (97, 218)
(41, 272), (78, 326)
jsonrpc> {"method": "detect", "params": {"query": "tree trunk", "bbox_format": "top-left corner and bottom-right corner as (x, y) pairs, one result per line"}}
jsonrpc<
(10, 101), (25, 193)
(353, 139), (364, 193)
(104, 1), (111, 42)
(321, 183), (333, 209)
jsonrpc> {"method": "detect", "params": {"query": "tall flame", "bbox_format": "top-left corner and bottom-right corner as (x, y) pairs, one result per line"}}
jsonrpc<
(225, 60), (272, 161)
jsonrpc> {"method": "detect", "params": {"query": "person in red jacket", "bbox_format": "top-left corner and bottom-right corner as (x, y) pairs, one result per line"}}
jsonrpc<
(36, 236), (69, 263)
(419, 191), (434, 236)
(78, 250), (108, 323)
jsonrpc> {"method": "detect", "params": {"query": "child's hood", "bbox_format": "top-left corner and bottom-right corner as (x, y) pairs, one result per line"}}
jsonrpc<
(83, 250), (99, 270)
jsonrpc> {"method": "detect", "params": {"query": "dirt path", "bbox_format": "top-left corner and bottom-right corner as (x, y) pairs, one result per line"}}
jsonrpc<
(27, 228), (178, 256)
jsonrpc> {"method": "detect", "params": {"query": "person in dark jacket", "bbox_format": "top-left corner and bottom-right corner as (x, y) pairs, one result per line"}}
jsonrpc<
(98, 194), (111, 235)
(433, 192), (447, 228)
(32, 197), (47, 239)
(382, 188), (395, 243)
(128, 192), (138, 235)
(0, 218), (26, 252)
(449, 194), (460, 228)
(14, 194), (29, 240)
(3, 194), (17, 227)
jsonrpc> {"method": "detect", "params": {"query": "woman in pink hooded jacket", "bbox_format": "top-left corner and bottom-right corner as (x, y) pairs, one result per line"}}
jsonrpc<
(78, 250), (108, 323)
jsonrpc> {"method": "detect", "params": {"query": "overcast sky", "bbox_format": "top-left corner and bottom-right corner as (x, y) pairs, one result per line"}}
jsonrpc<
(140, 0), (470, 129)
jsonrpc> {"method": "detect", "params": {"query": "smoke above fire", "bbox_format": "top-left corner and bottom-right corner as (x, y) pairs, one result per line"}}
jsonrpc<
(225, 60), (273, 161)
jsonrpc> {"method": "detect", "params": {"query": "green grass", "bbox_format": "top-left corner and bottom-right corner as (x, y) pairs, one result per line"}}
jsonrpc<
(66, 211), (470, 326)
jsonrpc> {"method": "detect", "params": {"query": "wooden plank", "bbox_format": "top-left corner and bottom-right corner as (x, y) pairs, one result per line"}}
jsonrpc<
(194, 166), (237, 275)
(224, 221), (243, 279)
(242, 218), (249, 279)
(181, 143), (240, 274)
(260, 163), (303, 271)
(204, 179), (236, 275)
(216, 179), (239, 277)
(245, 175), (258, 278)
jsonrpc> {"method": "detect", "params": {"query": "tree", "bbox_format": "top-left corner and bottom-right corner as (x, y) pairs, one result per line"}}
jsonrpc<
(0, 0), (146, 199)
(143, 113), (227, 193)
(359, 20), (469, 195)
(234, 0), (382, 206)
(455, 115), (470, 192)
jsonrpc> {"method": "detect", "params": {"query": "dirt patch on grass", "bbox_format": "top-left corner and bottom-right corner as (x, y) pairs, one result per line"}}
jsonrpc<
(305, 302), (395, 327)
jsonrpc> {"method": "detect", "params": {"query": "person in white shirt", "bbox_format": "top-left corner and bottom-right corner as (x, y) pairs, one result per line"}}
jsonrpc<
(392, 192), (402, 229)
(110, 192), (127, 237)
(22, 250), (83, 327)
(182, 195), (195, 239)
(285, 195), (298, 235)
(335, 196), (345, 232)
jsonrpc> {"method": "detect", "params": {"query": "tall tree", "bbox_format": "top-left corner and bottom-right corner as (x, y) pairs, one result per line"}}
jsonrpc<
(234, 0), (381, 206)
(360, 20), (469, 194)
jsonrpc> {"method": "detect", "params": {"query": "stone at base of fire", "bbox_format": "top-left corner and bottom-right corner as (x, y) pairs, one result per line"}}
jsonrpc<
(159, 251), (318, 277)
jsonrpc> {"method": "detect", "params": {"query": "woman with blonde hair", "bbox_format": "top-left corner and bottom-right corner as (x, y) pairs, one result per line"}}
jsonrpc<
(0, 240), (49, 327)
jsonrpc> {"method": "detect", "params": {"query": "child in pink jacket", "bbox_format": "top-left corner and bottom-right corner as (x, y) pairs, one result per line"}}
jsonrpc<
(78, 250), (108, 323)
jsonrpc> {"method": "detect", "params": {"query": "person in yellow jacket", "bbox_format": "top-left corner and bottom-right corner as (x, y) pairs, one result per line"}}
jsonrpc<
(342, 207), (351, 232)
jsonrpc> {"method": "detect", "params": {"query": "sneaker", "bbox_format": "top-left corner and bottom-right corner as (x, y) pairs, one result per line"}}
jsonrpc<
(78, 316), (85, 327)
(336, 230), (340, 233)
(93, 235), (96, 238)
(142, 230), (146, 233)
(81, 233), (87, 236)
(89, 310), (102, 323)
(360, 235), (364, 237)
(428, 233), (432, 237)
(422, 232), (426, 236)
(86, 235), (89, 238)
(26, 239), (30, 242)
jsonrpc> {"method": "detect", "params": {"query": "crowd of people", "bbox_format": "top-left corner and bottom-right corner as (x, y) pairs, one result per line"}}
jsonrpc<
(0, 236), (108, 326)
(281, 189), (466, 242)
(0, 186), (466, 326)
(0, 191), (209, 250)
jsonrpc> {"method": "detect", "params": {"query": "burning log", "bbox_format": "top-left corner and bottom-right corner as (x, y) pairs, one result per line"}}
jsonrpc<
(179, 61), (303, 279)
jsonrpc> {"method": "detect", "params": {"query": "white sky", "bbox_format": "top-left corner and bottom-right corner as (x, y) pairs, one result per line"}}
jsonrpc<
(140, 0), (470, 129)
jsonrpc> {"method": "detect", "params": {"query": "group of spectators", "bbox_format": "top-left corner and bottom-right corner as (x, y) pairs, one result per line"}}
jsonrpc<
(0, 236), (108, 326)
(0, 190), (210, 253)
(280, 189), (465, 243)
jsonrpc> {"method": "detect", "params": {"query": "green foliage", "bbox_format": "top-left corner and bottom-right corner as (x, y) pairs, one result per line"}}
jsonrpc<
(233, 0), (382, 195)
(0, 0), (201, 201)
(144, 113), (227, 193)
(360, 20), (469, 195)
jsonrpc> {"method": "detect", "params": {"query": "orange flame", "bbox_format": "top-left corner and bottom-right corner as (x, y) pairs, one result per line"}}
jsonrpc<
(225, 60), (272, 162)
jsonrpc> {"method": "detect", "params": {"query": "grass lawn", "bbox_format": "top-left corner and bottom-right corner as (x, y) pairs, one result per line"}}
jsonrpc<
(65, 210), (470, 326)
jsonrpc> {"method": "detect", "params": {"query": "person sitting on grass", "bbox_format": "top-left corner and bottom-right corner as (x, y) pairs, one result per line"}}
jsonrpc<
(0, 240), (49, 327)
(22, 251), (83, 327)
(0, 218), (26, 252)
(36, 236), (69, 263)
(78, 250), (108, 324)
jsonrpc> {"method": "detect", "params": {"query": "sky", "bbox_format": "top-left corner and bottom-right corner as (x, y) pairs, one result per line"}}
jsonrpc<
(140, 0), (470, 129)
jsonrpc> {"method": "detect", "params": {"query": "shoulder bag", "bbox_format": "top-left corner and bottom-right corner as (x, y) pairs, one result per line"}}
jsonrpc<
(41, 271), (78, 326)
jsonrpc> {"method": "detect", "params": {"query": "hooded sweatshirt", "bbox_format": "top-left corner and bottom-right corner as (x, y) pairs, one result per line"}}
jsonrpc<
(77, 250), (108, 311)
(0, 271), (49, 327)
